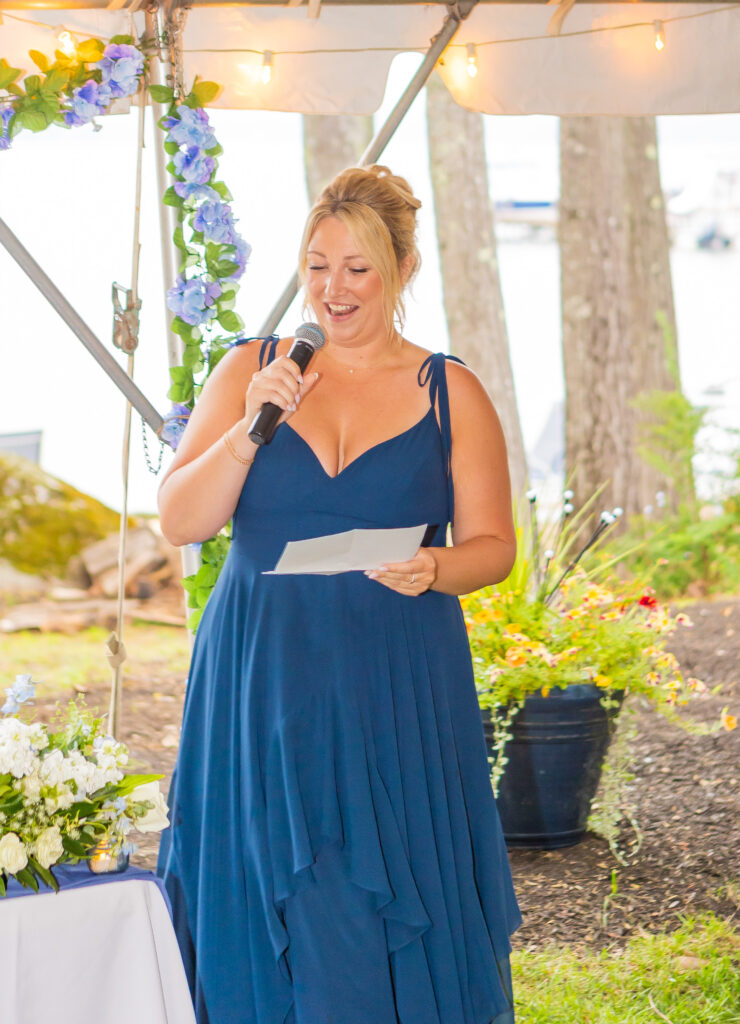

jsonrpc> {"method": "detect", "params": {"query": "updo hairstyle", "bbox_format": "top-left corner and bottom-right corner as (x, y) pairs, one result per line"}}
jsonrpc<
(298, 164), (422, 333)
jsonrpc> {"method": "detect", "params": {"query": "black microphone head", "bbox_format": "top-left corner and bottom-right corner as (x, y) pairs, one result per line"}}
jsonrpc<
(295, 322), (325, 351)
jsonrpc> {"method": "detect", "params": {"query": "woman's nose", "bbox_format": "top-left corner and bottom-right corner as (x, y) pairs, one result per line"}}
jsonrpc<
(325, 269), (346, 298)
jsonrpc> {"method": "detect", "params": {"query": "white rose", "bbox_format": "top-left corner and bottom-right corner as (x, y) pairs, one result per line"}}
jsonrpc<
(130, 781), (170, 833)
(34, 826), (64, 870)
(0, 832), (29, 875)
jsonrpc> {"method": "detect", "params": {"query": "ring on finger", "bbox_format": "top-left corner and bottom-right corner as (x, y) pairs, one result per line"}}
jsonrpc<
(409, 573), (416, 584)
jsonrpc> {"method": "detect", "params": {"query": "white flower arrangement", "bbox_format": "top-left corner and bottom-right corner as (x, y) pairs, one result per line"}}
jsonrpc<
(0, 675), (168, 895)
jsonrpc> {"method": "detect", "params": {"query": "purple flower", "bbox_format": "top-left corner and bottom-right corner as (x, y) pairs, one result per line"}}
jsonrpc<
(97, 44), (145, 99)
(174, 182), (220, 202)
(64, 79), (111, 127)
(0, 106), (14, 151)
(161, 403), (191, 450)
(225, 236), (252, 281)
(2, 674), (36, 715)
(192, 200), (237, 245)
(167, 275), (222, 326)
(173, 146), (215, 186)
(163, 106), (217, 151)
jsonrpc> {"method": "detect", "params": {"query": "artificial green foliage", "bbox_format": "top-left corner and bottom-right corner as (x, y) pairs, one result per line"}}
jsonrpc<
(182, 529), (232, 631)
(0, 454), (120, 578)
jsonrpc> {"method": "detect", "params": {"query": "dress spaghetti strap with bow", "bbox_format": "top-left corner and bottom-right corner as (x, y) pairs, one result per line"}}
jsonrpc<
(158, 345), (522, 1024)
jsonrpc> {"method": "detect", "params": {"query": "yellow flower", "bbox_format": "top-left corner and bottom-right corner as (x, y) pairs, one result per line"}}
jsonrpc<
(687, 677), (706, 693)
(541, 685), (552, 697)
(721, 707), (737, 731)
(675, 613), (693, 627)
(656, 652), (679, 670)
(594, 674), (612, 688)
(504, 623), (522, 635)
(646, 671), (661, 686)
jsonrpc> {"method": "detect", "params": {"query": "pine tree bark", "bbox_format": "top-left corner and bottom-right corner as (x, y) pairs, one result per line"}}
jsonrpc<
(426, 71), (528, 498)
(559, 116), (684, 520)
(303, 114), (373, 204)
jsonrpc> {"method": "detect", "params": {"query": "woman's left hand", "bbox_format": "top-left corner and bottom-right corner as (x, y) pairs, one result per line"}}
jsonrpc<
(364, 546), (438, 596)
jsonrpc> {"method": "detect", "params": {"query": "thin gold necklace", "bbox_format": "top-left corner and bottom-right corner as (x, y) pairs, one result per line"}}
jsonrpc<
(322, 339), (403, 375)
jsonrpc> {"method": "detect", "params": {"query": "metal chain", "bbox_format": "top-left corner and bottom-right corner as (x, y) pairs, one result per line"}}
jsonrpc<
(141, 416), (165, 475)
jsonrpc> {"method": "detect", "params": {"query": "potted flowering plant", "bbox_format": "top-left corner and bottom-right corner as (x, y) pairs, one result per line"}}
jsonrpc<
(0, 676), (169, 895)
(461, 490), (735, 850)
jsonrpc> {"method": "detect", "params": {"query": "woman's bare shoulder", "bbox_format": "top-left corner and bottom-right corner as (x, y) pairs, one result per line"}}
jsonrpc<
(444, 358), (501, 426)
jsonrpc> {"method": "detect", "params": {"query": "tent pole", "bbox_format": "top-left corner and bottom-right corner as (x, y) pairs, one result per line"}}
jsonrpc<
(258, 0), (478, 336)
(0, 216), (163, 434)
(145, 7), (202, 590)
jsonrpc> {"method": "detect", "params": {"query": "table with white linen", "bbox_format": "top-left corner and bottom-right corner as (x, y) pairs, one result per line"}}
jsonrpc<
(1, 863), (196, 1024)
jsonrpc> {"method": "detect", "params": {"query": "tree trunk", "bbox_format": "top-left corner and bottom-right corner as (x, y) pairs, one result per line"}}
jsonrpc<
(302, 114), (373, 204)
(559, 116), (685, 521)
(426, 71), (528, 498)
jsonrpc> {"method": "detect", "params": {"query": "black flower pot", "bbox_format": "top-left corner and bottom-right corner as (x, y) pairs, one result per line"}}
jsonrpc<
(482, 683), (623, 850)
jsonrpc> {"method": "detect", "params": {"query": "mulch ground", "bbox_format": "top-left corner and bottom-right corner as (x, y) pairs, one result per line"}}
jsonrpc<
(30, 597), (740, 952)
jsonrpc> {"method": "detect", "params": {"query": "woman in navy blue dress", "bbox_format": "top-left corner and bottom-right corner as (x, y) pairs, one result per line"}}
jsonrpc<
(157, 165), (522, 1024)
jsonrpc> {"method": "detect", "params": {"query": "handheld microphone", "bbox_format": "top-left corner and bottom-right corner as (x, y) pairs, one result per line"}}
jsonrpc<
(248, 322), (326, 446)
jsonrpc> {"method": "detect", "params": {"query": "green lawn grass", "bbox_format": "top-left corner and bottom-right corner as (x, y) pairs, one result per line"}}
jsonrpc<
(512, 914), (739, 1023)
(0, 624), (191, 698)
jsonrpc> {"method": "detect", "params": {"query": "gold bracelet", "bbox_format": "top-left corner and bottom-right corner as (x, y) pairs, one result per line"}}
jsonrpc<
(223, 428), (255, 467)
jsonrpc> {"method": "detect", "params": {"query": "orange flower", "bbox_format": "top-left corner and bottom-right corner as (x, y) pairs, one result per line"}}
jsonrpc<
(721, 707), (737, 731)
(505, 646), (528, 667)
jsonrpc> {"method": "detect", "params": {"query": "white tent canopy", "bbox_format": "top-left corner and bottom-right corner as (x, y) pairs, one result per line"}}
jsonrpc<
(2, 1), (740, 117)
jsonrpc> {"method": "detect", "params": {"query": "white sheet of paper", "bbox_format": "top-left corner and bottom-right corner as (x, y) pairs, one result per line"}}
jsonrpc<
(264, 524), (428, 575)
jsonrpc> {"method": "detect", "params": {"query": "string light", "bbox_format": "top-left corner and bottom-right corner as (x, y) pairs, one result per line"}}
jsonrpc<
(57, 29), (77, 58)
(653, 20), (665, 51)
(466, 42), (478, 79)
(261, 50), (273, 85)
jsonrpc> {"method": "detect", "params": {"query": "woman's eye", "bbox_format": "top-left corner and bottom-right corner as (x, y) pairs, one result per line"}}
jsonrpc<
(308, 265), (327, 271)
(350, 268), (369, 274)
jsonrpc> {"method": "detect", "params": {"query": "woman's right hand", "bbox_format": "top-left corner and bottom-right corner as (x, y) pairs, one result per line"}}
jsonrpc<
(243, 354), (320, 427)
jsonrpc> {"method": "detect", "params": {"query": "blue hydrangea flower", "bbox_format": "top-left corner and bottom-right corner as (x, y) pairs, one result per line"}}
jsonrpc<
(161, 403), (191, 450)
(64, 80), (112, 127)
(192, 200), (237, 245)
(97, 44), (145, 99)
(224, 236), (252, 281)
(174, 181), (220, 201)
(167, 275), (222, 326)
(163, 106), (217, 151)
(0, 107), (14, 151)
(173, 146), (216, 187)
(2, 674), (36, 715)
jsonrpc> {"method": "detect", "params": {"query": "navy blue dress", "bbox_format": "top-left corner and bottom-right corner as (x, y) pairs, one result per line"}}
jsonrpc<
(157, 341), (522, 1024)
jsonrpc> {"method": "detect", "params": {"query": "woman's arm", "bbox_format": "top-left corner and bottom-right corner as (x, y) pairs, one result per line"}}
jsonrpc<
(366, 361), (516, 597)
(157, 343), (316, 545)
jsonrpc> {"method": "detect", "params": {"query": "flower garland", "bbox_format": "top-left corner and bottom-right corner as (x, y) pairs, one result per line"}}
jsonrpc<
(1, 35), (253, 627)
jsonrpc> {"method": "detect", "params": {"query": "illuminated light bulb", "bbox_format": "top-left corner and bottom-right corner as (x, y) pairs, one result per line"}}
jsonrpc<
(466, 42), (478, 79)
(57, 30), (77, 58)
(261, 50), (273, 85)
(653, 20), (665, 51)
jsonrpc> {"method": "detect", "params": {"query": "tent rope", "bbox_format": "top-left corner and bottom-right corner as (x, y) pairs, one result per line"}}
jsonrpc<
(106, 67), (147, 740)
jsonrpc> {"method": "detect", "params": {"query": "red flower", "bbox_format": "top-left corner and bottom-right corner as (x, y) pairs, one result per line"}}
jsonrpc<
(639, 594), (658, 609)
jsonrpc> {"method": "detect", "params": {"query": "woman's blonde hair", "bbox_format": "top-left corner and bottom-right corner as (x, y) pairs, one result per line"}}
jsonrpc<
(298, 164), (421, 333)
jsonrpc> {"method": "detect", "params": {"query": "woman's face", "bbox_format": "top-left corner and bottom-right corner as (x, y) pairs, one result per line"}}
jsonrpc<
(305, 216), (387, 347)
